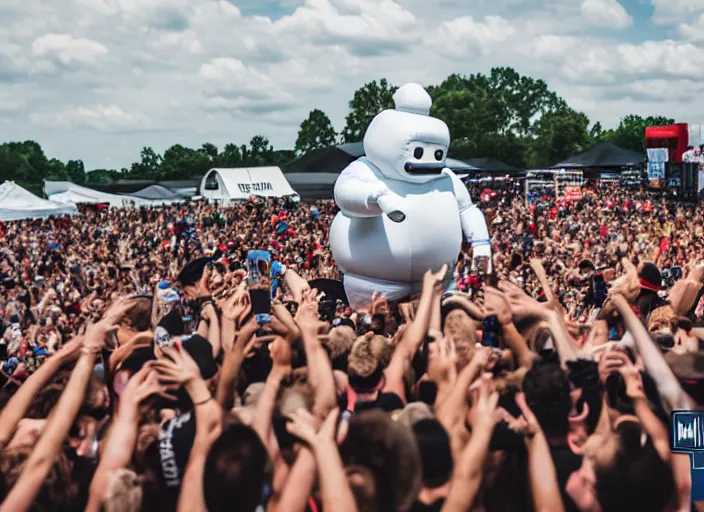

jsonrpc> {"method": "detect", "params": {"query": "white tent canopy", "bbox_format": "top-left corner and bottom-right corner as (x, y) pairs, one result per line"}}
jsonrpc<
(200, 167), (297, 203)
(0, 181), (78, 221)
(45, 181), (151, 207)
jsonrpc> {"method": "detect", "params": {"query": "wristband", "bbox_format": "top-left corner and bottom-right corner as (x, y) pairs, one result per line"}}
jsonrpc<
(193, 396), (213, 407)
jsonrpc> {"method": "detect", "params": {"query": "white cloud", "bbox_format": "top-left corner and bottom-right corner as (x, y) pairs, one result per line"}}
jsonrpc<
(427, 15), (516, 56)
(617, 40), (704, 79)
(580, 0), (632, 29)
(30, 105), (150, 132)
(651, 0), (704, 24)
(274, 0), (422, 56)
(678, 14), (704, 41)
(31, 33), (108, 65)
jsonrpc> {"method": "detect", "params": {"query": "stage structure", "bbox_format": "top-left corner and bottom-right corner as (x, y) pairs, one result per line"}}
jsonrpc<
(524, 170), (584, 207)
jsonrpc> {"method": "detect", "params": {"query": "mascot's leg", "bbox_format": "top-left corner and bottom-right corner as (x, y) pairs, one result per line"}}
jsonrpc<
(342, 273), (413, 310)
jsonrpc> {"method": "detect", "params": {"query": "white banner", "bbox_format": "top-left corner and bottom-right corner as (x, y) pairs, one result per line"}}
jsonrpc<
(647, 148), (668, 180)
(689, 124), (704, 149)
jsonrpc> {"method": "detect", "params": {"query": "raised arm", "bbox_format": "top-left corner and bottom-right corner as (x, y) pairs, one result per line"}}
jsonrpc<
(86, 365), (171, 512)
(442, 374), (499, 512)
(383, 266), (445, 400)
(611, 294), (694, 411)
(287, 409), (358, 512)
(295, 301), (337, 420)
(0, 306), (129, 512)
(516, 393), (565, 512)
(0, 337), (81, 449)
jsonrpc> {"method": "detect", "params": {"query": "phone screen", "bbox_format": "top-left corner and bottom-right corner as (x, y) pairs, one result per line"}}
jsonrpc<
(249, 289), (271, 324)
(247, 251), (272, 287)
(482, 316), (500, 348)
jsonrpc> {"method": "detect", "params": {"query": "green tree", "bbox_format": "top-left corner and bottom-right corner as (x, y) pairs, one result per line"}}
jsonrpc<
(161, 144), (210, 179)
(45, 158), (68, 181)
(66, 159), (86, 185)
(598, 115), (674, 153)
(272, 149), (296, 165)
(341, 79), (397, 143)
(217, 143), (243, 168)
(199, 143), (219, 162)
(85, 169), (120, 184)
(429, 68), (573, 168)
(244, 135), (275, 166)
(525, 109), (592, 168)
(295, 109), (337, 156)
(125, 146), (163, 179)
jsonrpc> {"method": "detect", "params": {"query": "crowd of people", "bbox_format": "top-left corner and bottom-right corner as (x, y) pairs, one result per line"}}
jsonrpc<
(0, 181), (702, 511)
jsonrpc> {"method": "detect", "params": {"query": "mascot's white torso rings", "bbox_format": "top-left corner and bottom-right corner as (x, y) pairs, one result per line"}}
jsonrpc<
(329, 83), (491, 308)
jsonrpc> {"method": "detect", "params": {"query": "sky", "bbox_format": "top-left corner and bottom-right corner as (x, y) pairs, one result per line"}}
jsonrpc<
(1, 0), (704, 171)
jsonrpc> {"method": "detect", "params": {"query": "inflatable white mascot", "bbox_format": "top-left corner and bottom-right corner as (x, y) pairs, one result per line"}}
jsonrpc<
(330, 83), (492, 308)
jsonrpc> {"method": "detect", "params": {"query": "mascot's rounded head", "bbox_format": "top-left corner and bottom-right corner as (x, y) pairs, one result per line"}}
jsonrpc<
(363, 83), (451, 184)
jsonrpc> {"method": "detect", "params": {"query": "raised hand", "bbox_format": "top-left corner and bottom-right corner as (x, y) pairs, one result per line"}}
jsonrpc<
(427, 338), (458, 384)
(219, 283), (250, 323)
(286, 407), (340, 447)
(122, 363), (175, 406)
(483, 287), (512, 326)
(466, 373), (499, 430)
(153, 341), (202, 386)
(607, 258), (640, 303)
(514, 392), (542, 438)
(597, 345), (628, 385)
(618, 358), (646, 399)
(423, 264), (449, 293)
(285, 408), (320, 446)
(498, 281), (546, 321)
(269, 335), (293, 371)
(84, 299), (135, 351)
(296, 302), (328, 340)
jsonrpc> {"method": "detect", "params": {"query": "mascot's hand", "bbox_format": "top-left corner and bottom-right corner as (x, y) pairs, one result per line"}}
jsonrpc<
(376, 193), (406, 223)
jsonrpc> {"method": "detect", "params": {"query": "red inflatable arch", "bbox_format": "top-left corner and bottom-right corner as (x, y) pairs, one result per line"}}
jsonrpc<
(645, 123), (689, 162)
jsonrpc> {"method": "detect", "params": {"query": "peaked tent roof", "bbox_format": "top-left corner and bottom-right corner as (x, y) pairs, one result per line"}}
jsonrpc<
(463, 158), (520, 172)
(45, 181), (151, 207)
(553, 142), (646, 168)
(128, 185), (186, 201)
(0, 181), (78, 221)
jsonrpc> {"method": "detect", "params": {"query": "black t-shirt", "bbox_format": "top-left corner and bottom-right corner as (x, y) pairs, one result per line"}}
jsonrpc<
(158, 411), (196, 511)
(525, 445), (581, 512)
(340, 391), (405, 414)
(549, 446), (582, 512)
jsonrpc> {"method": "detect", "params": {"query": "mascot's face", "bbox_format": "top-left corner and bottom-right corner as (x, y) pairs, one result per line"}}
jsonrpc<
(363, 83), (451, 184)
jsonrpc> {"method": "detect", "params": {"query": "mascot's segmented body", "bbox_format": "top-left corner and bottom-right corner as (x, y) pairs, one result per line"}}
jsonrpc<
(330, 83), (492, 308)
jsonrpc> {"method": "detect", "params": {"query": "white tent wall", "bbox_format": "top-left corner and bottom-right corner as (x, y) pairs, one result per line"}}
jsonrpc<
(0, 181), (78, 221)
(200, 167), (297, 203)
(45, 181), (159, 207)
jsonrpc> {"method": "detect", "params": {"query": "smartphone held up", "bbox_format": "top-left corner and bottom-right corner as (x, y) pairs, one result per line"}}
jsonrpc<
(247, 250), (272, 324)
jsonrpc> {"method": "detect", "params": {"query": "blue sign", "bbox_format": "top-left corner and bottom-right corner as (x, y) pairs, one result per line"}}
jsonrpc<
(671, 411), (704, 501)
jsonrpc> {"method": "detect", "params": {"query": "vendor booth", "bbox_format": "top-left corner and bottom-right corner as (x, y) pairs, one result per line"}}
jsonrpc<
(0, 181), (78, 221)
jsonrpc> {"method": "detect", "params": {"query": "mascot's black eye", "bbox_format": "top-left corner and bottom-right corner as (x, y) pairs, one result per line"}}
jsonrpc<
(434, 150), (444, 161)
(413, 147), (424, 159)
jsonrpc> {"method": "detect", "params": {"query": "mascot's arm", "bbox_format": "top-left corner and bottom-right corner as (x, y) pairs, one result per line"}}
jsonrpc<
(447, 171), (491, 259)
(334, 160), (403, 219)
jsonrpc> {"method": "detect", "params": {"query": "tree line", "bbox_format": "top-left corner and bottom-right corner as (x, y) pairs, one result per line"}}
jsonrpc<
(1, 66), (673, 196)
